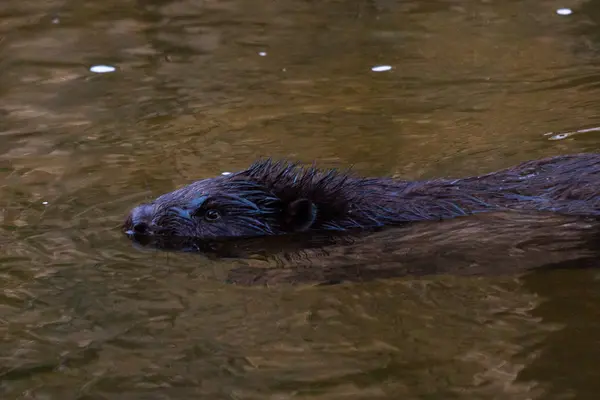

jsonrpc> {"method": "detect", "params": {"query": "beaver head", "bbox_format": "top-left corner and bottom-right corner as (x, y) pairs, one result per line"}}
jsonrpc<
(123, 159), (395, 241)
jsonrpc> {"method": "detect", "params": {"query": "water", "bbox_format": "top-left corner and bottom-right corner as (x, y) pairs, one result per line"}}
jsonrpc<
(2, 0), (600, 398)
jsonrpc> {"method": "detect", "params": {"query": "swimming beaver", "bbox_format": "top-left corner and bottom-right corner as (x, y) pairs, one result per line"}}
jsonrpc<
(123, 153), (600, 241)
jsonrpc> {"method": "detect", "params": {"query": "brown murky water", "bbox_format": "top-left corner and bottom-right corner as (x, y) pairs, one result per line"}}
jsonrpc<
(3, 0), (600, 398)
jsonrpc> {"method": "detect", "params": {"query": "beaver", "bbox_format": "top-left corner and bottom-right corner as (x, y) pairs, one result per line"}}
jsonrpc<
(123, 153), (600, 242)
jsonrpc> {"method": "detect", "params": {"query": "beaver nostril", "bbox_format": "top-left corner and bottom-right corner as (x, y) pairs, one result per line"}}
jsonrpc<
(133, 222), (150, 234)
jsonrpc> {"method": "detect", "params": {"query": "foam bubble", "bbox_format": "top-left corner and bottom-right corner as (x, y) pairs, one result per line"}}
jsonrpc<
(90, 65), (116, 73)
(371, 65), (392, 72)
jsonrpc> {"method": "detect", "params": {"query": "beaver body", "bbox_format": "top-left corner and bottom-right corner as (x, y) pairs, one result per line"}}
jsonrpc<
(123, 153), (600, 241)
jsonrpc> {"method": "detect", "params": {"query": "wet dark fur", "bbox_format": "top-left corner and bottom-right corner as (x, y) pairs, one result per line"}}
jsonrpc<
(124, 153), (600, 241)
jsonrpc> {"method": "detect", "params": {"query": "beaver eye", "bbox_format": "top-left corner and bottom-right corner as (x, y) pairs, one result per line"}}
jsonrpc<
(204, 209), (221, 222)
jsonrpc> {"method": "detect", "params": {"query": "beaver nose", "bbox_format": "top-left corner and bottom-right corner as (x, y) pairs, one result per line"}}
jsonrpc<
(126, 204), (155, 236)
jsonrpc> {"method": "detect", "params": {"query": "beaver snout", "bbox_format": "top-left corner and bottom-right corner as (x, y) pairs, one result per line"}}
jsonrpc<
(124, 204), (156, 236)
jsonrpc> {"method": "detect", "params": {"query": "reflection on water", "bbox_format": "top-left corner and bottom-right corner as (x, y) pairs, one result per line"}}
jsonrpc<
(3, 0), (600, 398)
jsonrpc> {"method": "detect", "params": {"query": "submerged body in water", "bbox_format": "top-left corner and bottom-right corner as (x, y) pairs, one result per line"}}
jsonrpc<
(124, 153), (600, 242)
(127, 211), (600, 285)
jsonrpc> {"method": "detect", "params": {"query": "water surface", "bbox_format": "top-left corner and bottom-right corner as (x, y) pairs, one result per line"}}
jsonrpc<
(2, 0), (600, 399)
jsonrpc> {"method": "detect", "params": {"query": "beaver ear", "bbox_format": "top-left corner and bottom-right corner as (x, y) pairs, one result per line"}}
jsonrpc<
(284, 198), (317, 232)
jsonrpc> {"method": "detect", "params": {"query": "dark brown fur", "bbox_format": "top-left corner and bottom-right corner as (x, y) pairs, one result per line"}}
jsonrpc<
(124, 153), (600, 242)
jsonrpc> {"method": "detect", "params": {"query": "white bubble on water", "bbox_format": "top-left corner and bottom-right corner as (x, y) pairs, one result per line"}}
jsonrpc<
(556, 8), (572, 15)
(258, 51), (267, 56)
(221, 172), (232, 176)
(90, 65), (116, 73)
(548, 133), (570, 141)
(371, 65), (392, 72)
